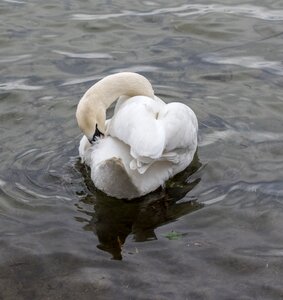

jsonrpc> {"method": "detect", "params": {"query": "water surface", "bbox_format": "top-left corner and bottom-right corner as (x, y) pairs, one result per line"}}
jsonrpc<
(1, 0), (283, 299)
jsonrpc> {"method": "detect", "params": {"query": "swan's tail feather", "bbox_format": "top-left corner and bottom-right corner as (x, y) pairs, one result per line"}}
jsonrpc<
(129, 159), (153, 174)
(129, 150), (180, 175)
(160, 151), (180, 164)
(92, 157), (140, 199)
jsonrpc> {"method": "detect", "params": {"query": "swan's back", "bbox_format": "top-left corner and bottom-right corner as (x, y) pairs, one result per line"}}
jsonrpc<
(79, 94), (198, 199)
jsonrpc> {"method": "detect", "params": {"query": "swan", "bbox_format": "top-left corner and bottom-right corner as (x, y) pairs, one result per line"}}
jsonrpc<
(76, 72), (198, 199)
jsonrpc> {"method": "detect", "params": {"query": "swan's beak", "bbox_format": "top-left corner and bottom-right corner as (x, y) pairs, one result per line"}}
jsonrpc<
(89, 124), (104, 144)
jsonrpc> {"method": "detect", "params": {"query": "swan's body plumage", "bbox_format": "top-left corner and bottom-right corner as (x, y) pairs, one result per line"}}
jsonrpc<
(77, 73), (198, 199)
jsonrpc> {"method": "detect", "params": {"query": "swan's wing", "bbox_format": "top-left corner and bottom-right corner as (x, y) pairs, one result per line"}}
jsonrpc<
(159, 102), (198, 153)
(107, 97), (198, 174)
(107, 96), (166, 159)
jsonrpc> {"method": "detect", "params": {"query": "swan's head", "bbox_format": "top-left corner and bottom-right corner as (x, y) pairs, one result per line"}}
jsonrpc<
(76, 99), (106, 143)
(76, 72), (154, 143)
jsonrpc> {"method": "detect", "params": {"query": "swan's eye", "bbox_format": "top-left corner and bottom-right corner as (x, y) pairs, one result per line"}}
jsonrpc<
(91, 124), (104, 143)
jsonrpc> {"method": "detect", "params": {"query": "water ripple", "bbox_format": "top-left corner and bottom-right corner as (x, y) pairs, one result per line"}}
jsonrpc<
(200, 128), (283, 147)
(61, 75), (103, 86)
(229, 181), (283, 197)
(71, 4), (283, 21)
(2, 0), (25, 3)
(199, 129), (236, 147)
(14, 182), (72, 202)
(61, 66), (161, 86)
(236, 247), (283, 257)
(0, 79), (43, 91)
(53, 50), (113, 59)
(0, 54), (31, 64)
(113, 65), (161, 73)
(200, 179), (283, 207)
(202, 55), (283, 76)
(175, 4), (283, 21)
(0, 146), (80, 208)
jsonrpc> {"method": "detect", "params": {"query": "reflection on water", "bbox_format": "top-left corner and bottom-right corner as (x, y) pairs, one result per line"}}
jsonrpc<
(76, 153), (203, 260)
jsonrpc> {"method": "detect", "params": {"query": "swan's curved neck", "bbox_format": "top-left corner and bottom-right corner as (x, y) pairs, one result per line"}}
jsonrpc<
(76, 72), (155, 138)
(83, 72), (154, 109)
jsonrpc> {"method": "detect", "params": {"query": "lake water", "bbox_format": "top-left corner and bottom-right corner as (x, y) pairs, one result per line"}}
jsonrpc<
(1, 0), (283, 299)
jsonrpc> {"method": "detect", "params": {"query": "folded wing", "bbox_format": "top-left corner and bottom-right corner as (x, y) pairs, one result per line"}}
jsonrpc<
(107, 96), (198, 174)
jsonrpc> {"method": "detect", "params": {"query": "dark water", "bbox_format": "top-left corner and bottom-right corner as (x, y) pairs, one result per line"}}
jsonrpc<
(1, 0), (283, 299)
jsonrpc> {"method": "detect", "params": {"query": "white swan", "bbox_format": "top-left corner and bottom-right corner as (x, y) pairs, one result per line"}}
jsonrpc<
(76, 72), (198, 199)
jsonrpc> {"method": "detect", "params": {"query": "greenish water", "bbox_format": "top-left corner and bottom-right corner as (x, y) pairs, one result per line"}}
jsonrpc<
(1, 0), (283, 299)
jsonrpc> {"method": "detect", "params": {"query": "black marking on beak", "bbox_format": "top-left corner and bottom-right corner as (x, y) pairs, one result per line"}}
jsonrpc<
(89, 124), (104, 143)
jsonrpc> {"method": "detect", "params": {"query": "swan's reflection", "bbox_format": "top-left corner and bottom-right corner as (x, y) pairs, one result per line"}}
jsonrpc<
(75, 152), (203, 260)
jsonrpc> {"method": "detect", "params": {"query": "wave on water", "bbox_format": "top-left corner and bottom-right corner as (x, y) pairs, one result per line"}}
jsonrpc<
(52, 50), (113, 59)
(0, 79), (43, 91)
(71, 4), (283, 21)
(201, 55), (283, 76)
(0, 54), (31, 64)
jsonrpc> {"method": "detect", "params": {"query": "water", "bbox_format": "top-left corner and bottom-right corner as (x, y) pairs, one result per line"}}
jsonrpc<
(1, 0), (283, 299)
